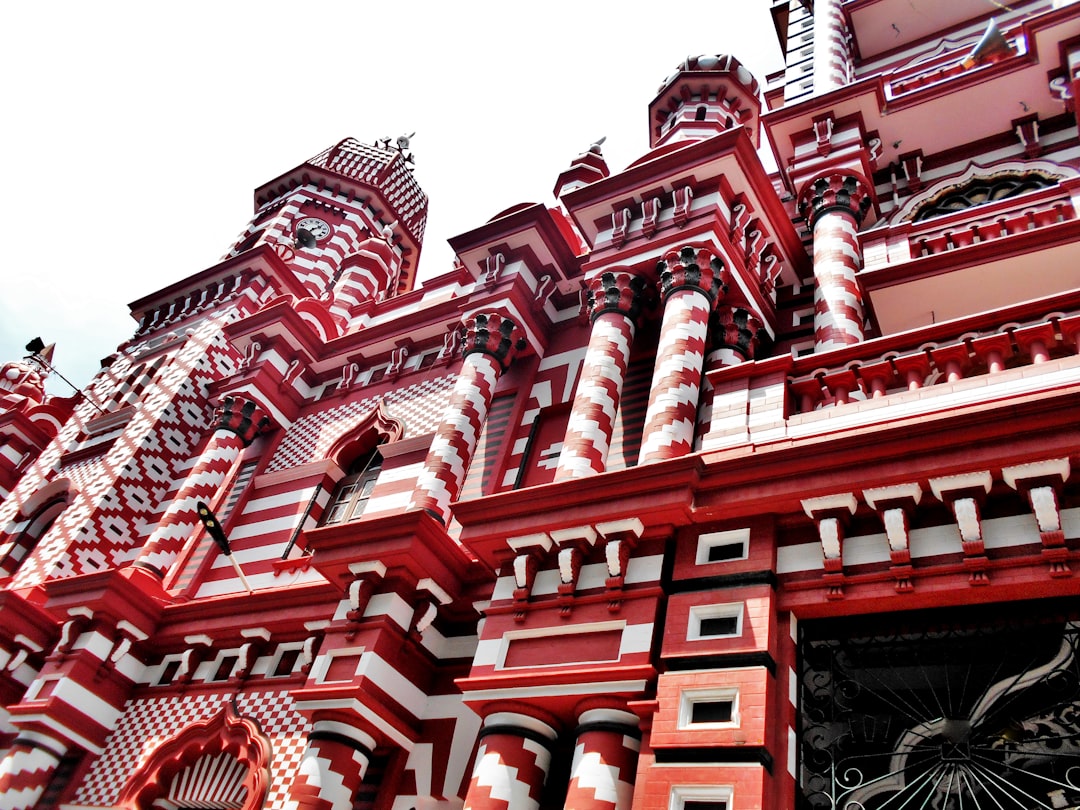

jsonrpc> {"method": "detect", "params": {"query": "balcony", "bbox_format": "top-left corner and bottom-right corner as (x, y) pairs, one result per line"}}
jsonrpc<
(787, 306), (1080, 418)
(859, 178), (1080, 334)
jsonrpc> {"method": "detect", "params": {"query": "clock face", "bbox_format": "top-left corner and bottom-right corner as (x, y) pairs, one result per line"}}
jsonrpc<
(296, 217), (331, 241)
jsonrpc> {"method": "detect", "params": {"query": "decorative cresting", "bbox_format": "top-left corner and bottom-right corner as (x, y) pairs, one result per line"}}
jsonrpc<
(283, 719), (376, 810)
(555, 271), (648, 479)
(115, 706), (271, 810)
(409, 312), (527, 521)
(799, 173), (873, 351)
(0, 732), (68, 810)
(563, 708), (642, 810)
(462, 712), (558, 810)
(639, 246), (727, 464)
(133, 395), (271, 577)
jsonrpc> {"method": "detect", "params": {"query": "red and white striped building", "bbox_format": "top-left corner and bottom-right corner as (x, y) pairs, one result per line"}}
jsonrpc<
(2, 1), (1080, 807)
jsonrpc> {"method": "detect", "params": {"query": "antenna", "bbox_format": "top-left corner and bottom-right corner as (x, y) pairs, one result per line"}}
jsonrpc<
(25, 337), (106, 414)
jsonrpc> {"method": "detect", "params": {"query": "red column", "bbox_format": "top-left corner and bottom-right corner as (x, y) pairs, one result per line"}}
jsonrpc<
(463, 712), (557, 810)
(0, 734), (67, 810)
(564, 708), (641, 810)
(283, 720), (376, 810)
(799, 174), (872, 352)
(410, 312), (526, 522)
(133, 395), (269, 577)
(640, 247), (726, 464)
(556, 271), (646, 479)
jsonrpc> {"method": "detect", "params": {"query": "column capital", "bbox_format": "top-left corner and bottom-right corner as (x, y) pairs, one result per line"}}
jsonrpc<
(798, 172), (874, 228)
(711, 306), (769, 361)
(656, 246), (728, 306)
(584, 270), (650, 323)
(213, 395), (272, 446)
(463, 311), (528, 371)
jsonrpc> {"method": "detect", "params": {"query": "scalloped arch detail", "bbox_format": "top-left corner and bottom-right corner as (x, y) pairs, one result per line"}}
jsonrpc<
(114, 705), (271, 810)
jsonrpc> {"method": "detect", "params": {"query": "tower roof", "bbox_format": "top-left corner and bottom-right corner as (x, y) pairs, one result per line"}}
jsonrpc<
(255, 138), (429, 249)
(305, 139), (429, 244)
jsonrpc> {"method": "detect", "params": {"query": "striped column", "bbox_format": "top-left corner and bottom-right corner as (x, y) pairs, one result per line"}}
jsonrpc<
(133, 395), (270, 577)
(410, 312), (526, 522)
(328, 239), (396, 321)
(463, 712), (557, 810)
(564, 708), (641, 810)
(639, 247), (726, 464)
(0, 733), (67, 810)
(698, 307), (768, 438)
(284, 721), (376, 810)
(812, 0), (852, 93)
(556, 271), (647, 479)
(799, 174), (872, 352)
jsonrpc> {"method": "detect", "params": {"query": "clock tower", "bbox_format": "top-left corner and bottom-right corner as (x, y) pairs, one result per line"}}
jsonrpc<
(226, 136), (428, 302)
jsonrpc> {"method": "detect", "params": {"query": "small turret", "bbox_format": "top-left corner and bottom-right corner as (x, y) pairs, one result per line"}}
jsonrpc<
(648, 54), (762, 149)
(553, 138), (611, 199)
(0, 345), (52, 407)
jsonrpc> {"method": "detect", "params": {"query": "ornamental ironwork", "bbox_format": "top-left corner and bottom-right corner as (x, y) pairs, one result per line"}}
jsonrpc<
(911, 173), (1058, 222)
(800, 602), (1080, 809)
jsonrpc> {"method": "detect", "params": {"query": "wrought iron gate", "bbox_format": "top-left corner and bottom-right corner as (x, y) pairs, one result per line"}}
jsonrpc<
(800, 603), (1080, 809)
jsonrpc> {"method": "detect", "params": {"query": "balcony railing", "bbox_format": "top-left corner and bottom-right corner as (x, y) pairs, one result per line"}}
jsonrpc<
(789, 310), (1080, 413)
(863, 181), (1080, 270)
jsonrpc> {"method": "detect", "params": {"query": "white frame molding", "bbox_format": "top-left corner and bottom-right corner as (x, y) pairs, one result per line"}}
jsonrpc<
(669, 784), (734, 810)
(679, 686), (740, 730)
(688, 602), (744, 641)
(696, 528), (750, 566)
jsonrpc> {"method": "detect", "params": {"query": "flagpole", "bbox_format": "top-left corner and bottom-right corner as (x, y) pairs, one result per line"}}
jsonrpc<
(197, 501), (253, 594)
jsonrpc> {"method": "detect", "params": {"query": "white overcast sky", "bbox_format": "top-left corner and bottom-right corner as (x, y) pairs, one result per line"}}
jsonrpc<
(0, 2), (783, 395)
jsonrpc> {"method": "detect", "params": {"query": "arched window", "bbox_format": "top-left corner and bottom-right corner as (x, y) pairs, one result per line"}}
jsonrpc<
(909, 171), (1059, 222)
(0, 479), (73, 578)
(322, 447), (383, 524)
(316, 399), (404, 528)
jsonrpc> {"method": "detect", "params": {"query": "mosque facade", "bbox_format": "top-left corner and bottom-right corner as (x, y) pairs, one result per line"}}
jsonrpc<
(2, 1), (1080, 808)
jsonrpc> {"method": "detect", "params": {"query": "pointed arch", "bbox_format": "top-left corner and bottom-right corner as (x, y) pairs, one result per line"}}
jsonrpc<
(319, 400), (405, 526)
(326, 398), (405, 471)
(114, 706), (271, 810)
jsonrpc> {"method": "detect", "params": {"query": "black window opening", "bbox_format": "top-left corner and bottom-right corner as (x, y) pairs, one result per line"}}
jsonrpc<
(273, 648), (302, 677)
(323, 449), (383, 525)
(691, 699), (734, 724)
(699, 614), (740, 637)
(706, 541), (746, 562)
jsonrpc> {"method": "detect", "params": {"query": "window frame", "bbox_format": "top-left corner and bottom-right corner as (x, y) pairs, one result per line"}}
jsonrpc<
(322, 448), (384, 525)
